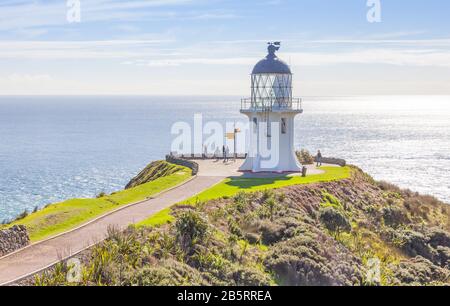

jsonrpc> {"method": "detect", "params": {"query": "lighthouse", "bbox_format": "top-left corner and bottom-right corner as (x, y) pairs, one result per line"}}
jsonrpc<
(240, 42), (303, 173)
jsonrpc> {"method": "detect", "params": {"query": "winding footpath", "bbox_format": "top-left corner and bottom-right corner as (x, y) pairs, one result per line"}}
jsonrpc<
(0, 161), (231, 285)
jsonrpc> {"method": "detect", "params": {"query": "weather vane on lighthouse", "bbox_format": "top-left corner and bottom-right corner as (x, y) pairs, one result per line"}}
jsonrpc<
(240, 42), (303, 173)
(267, 41), (281, 57)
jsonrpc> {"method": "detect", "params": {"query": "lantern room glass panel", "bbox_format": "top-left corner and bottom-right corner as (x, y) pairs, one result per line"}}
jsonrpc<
(251, 73), (292, 110)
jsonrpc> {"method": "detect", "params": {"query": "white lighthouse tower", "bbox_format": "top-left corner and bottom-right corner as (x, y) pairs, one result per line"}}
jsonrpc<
(240, 42), (303, 173)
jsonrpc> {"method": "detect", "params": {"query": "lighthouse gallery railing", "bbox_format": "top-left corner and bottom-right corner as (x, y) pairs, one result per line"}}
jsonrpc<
(240, 97), (302, 112)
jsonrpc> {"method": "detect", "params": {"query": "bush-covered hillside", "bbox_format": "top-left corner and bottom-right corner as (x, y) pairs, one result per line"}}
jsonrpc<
(31, 167), (449, 286)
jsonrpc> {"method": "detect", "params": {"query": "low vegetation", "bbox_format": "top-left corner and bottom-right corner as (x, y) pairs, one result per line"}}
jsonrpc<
(4, 162), (191, 242)
(29, 166), (450, 286)
(296, 149), (315, 165)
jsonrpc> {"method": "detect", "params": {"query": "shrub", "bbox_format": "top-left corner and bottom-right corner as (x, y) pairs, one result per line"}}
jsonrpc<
(227, 217), (243, 237)
(261, 189), (275, 202)
(126, 259), (207, 286)
(175, 211), (209, 254)
(259, 221), (285, 245)
(264, 233), (364, 286)
(296, 149), (314, 165)
(277, 192), (286, 203)
(97, 192), (107, 198)
(319, 207), (351, 234)
(233, 192), (249, 213)
(428, 228), (450, 249)
(257, 197), (280, 221)
(382, 206), (410, 227)
(259, 217), (302, 245)
(34, 263), (68, 286)
(321, 191), (343, 210)
(390, 256), (449, 285)
(229, 266), (272, 286)
(388, 228), (449, 267)
(378, 181), (402, 193)
(244, 232), (261, 244)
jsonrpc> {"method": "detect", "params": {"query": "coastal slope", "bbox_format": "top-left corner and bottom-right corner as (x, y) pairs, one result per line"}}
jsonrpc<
(33, 166), (450, 286)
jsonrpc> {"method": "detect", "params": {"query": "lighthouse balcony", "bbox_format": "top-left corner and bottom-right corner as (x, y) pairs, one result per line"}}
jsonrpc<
(240, 97), (303, 113)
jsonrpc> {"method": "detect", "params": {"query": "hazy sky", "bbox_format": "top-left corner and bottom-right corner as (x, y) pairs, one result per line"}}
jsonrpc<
(1, 0), (449, 95)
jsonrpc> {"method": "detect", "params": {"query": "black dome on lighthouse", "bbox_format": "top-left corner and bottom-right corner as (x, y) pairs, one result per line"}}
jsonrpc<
(252, 42), (291, 74)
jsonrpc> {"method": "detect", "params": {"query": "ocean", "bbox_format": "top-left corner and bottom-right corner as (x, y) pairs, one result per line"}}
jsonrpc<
(0, 95), (449, 221)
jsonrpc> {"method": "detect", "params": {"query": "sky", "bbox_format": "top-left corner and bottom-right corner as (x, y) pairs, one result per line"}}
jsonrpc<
(0, 0), (450, 96)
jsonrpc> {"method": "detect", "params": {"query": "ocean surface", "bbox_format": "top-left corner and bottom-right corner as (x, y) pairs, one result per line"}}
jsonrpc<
(0, 95), (449, 221)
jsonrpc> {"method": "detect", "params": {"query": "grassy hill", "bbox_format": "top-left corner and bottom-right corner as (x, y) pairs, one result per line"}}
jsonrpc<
(32, 166), (450, 286)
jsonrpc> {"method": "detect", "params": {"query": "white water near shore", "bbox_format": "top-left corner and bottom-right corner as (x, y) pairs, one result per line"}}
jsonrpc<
(0, 95), (449, 221)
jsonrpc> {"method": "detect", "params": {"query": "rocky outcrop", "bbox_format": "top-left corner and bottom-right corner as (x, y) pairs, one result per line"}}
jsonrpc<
(0, 225), (30, 257)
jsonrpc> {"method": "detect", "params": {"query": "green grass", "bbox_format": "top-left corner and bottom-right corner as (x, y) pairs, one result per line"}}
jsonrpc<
(183, 166), (351, 204)
(6, 165), (192, 242)
(138, 166), (351, 227)
(136, 208), (174, 227)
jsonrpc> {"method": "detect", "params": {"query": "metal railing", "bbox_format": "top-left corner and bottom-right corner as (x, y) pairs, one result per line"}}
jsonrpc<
(241, 97), (302, 112)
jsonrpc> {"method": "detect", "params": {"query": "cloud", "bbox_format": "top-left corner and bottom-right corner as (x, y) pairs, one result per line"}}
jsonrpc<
(6, 73), (52, 82)
(130, 57), (254, 67)
(0, 73), (54, 94)
(366, 31), (427, 40)
(0, 0), (222, 32)
(1, 39), (450, 68)
(308, 39), (450, 47)
(132, 49), (450, 68)
(0, 40), (174, 59)
(286, 49), (450, 67)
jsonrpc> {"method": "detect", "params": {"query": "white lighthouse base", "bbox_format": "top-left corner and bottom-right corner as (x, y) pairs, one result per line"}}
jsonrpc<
(239, 111), (302, 173)
(239, 155), (302, 173)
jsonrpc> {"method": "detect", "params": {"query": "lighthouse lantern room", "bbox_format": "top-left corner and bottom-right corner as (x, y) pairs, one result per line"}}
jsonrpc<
(240, 42), (303, 173)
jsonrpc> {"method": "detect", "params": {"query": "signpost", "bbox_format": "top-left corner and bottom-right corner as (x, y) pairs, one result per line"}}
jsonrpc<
(226, 122), (241, 161)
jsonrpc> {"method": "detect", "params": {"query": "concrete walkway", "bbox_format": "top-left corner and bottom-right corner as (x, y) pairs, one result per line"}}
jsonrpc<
(195, 159), (327, 178)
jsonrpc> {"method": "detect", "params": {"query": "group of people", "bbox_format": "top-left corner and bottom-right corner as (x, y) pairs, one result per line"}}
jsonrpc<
(203, 145), (231, 163)
(202, 146), (323, 166)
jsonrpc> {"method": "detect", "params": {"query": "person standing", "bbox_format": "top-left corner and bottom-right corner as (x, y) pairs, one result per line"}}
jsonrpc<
(222, 145), (226, 163)
(225, 146), (230, 163)
(214, 147), (220, 161)
(203, 145), (208, 159)
(316, 150), (323, 167)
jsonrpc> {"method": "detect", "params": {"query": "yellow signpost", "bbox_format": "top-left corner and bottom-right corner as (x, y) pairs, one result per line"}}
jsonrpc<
(228, 125), (241, 161)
